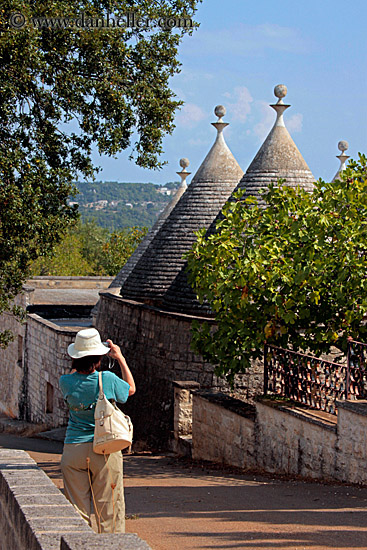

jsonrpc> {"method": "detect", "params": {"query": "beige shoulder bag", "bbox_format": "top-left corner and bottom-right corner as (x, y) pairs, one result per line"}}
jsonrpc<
(93, 371), (133, 454)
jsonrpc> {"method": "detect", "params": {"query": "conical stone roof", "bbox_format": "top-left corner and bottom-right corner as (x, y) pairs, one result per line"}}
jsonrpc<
(120, 106), (244, 305)
(90, 161), (190, 322)
(109, 159), (190, 290)
(162, 262), (211, 315)
(238, 84), (315, 204)
(164, 84), (316, 315)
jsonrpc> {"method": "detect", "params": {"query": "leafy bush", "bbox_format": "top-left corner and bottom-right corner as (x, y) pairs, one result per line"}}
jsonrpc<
(187, 155), (367, 382)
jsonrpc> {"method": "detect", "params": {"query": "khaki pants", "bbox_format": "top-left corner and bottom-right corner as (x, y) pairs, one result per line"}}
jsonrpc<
(61, 442), (125, 533)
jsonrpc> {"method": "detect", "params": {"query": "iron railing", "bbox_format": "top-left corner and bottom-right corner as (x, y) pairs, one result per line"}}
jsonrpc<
(346, 338), (367, 399)
(264, 344), (347, 415)
(264, 339), (367, 415)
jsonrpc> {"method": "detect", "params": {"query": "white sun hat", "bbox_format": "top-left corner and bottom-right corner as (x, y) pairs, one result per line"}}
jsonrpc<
(67, 328), (110, 359)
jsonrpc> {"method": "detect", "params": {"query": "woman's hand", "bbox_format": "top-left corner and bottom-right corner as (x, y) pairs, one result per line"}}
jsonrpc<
(106, 339), (136, 396)
(106, 339), (124, 361)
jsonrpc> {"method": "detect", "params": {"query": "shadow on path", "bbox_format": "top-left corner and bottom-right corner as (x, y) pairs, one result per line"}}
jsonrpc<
(1, 435), (367, 549)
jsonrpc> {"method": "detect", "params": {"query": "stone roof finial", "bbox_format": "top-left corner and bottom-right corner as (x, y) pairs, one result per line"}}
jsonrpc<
(176, 158), (191, 189)
(338, 140), (349, 155)
(236, 84), (314, 201)
(214, 105), (226, 123)
(271, 84), (290, 128)
(179, 157), (190, 171)
(274, 84), (288, 104)
(332, 141), (350, 182)
(211, 105), (229, 142)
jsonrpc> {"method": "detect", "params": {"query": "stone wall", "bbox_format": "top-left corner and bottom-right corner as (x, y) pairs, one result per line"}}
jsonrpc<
(173, 381), (200, 439)
(190, 391), (367, 485)
(336, 401), (367, 484)
(26, 276), (114, 289)
(192, 391), (256, 469)
(0, 448), (151, 550)
(172, 381), (200, 456)
(24, 314), (79, 426)
(96, 293), (218, 447)
(0, 289), (33, 419)
(96, 292), (264, 447)
(255, 401), (337, 480)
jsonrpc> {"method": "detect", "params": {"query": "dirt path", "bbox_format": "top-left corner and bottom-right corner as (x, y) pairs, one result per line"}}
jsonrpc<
(1, 434), (367, 550)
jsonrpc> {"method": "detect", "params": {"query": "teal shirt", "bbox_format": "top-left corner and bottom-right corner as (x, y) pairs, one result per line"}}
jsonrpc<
(60, 371), (130, 444)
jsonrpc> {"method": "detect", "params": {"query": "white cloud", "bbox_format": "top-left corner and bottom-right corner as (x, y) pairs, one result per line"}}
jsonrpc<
(225, 86), (253, 123)
(176, 103), (206, 128)
(287, 113), (303, 134)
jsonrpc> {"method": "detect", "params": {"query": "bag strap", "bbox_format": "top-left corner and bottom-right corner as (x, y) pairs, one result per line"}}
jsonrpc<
(98, 371), (104, 400)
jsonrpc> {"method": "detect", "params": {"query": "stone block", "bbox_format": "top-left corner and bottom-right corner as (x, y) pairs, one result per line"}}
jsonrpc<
(61, 533), (152, 549)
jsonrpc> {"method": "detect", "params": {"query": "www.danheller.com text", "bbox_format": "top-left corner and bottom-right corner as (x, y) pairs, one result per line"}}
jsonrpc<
(8, 11), (194, 30)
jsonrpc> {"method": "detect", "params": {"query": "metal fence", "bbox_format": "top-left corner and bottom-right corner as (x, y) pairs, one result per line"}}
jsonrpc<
(264, 339), (367, 415)
(346, 338), (367, 399)
(264, 344), (344, 415)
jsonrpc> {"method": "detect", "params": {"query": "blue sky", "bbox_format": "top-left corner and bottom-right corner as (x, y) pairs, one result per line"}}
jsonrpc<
(92, 0), (367, 184)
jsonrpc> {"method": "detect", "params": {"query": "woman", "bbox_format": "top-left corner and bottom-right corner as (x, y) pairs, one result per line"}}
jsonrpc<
(60, 327), (135, 533)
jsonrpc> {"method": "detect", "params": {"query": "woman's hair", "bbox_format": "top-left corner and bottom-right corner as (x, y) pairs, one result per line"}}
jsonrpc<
(72, 355), (102, 374)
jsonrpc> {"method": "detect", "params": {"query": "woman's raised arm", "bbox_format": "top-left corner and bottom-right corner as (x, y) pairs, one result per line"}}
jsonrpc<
(107, 339), (136, 396)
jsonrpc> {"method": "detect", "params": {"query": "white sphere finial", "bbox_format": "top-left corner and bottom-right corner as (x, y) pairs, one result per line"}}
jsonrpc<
(332, 140), (350, 182)
(177, 157), (190, 187)
(338, 140), (349, 153)
(214, 105), (226, 123)
(179, 158), (190, 170)
(214, 105), (226, 118)
(274, 84), (287, 99)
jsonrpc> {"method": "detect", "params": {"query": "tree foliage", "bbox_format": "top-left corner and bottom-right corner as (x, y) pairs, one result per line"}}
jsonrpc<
(101, 226), (148, 275)
(30, 221), (147, 276)
(186, 155), (367, 383)
(0, 0), (200, 346)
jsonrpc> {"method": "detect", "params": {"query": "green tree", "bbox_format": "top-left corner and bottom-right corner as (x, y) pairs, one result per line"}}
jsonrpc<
(101, 226), (148, 275)
(0, 0), (200, 346)
(30, 219), (109, 275)
(76, 219), (110, 273)
(186, 155), (367, 383)
(30, 229), (95, 276)
(30, 221), (147, 276)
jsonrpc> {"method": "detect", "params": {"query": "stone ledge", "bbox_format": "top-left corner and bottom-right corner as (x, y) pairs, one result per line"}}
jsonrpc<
(173, 435), (193, 458)
(27, 313), (81, 335)
(0, 449), (91, 550)
(336, 399), (367, 417)
(196, 391), (256, 420)
(173, 380), (200, 390)
(99, 292), (216, 323)
(0, 449), (152, 550)
(61, 533), (151, 549)
(26, 277), (114, 290)
(0, 416), (49, 437)
(258, 398), (337, 432)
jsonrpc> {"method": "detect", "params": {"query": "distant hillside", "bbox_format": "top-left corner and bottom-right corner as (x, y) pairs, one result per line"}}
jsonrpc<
(70, 181), (180, 230)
